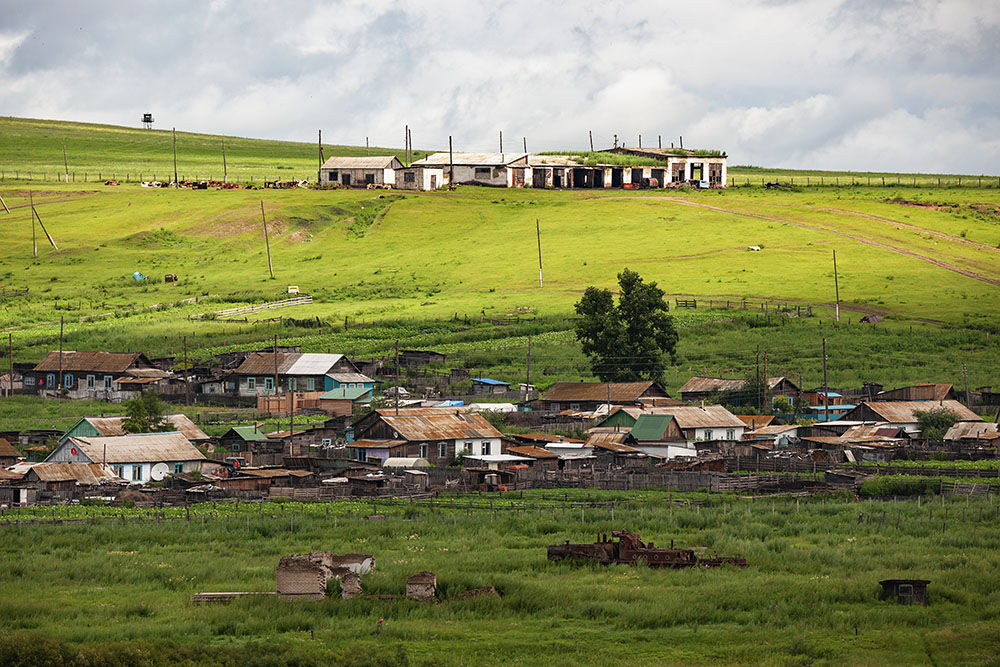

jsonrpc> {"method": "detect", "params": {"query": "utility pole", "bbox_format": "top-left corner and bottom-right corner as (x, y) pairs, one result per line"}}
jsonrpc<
(260, 200), (273, 279)
(962, 363), (970, 406)
(763, 352), (769, 411)
(366, 136), (369, 156)
(448, 136), (454, 184)
(62, 138), (69, 183)
(273, 334), (279, 400)
(222, 138), (227, 184)
(317, 129), (323, 184)
(638, 134), (642, 148)
(172, 127), (178, 186)
(822, 338), (829, 423)
(524, 334), (531, 403)
(589, 130), (594, 152)
(404, 125), (409, 166)
(59, 316), (64, 391)
(29, 191), (36, 258)
(7, 333), (12, 399)
(499, 130), (503, 154)
(755, 346), (761, 412)
(833, 250), (840, 321)
(522, 137), (527, 153)
(536, 219), (543, 287)
(658, 135), (662, 148)
(394, 339), (400, 416)
(183, 335), (190, 406)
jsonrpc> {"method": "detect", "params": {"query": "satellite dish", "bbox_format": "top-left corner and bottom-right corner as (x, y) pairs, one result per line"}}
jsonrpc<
(150, 462), (170, 481)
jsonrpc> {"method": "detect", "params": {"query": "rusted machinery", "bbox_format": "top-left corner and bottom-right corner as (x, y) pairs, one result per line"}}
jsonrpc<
(547, 530), (747, 568)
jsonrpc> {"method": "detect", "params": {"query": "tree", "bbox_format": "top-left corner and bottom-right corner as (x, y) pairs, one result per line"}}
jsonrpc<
(121, 391), (172, 434)
(914, 407), (959, 441)
(574, 268), (678, 382)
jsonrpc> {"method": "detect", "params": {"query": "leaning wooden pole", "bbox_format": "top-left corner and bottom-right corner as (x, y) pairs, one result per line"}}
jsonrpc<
(833, 250), (840, 322)
(222, 138), (227, 184)
(31, 205), (58, 250)
(536, 218), (543, 288)
(62, 139), (69, 183)
(29, 191), (36, 258)
(0, 192), (9, 214)
(260, 200), (274, 279)
(172, 127), (179, 186)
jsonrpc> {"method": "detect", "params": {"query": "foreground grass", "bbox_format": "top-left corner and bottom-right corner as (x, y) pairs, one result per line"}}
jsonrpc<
(1, 491), (999, 665)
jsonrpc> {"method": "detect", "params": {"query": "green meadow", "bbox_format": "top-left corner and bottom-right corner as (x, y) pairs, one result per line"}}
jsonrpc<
(2, 491), (999, 665)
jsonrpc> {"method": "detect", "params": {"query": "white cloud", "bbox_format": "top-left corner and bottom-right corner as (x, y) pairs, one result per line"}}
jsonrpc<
(0, 30), (30, 69)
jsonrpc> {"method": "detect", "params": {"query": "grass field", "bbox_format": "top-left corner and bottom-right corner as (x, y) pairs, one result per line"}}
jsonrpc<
(1, 116), (999, 400)
(2, 490), (999, 665)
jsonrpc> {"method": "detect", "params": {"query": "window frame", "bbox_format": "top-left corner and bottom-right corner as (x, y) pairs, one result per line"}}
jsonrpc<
(247, 377), (256, 391)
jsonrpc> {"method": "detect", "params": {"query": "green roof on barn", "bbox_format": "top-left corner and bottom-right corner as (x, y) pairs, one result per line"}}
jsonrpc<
(229, 426), (270, 442)
(320, 386), (371, 401)
(630, 414), (674, 441)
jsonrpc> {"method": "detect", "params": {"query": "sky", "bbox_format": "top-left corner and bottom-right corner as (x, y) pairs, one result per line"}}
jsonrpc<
(1, 0), (998, 174)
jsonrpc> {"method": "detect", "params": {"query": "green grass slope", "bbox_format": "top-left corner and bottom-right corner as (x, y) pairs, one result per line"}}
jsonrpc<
(0, 116), (432, 181)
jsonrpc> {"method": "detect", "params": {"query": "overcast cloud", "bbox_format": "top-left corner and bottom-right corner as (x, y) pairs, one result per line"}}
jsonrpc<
(1, 0), (998, 173)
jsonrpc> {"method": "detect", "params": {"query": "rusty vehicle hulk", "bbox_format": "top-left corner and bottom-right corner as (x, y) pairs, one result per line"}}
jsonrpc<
(547, 530), (747, 568)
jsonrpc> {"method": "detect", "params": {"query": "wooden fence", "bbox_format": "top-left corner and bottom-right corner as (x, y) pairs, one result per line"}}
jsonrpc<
(191, 295), (313, 320)
(675, 297), (812, 316)
(725, 457), (1000, 479)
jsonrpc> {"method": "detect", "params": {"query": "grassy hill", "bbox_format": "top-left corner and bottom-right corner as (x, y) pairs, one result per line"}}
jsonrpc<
(1, 117), (999, 393)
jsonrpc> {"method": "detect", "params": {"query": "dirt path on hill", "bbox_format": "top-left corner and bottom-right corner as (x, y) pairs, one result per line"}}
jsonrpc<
(656, 197), (1000, 288)
(817, 207), (1000, 255)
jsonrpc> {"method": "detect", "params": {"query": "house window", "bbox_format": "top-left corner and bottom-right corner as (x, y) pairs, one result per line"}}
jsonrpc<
(475, 167), (491, 177)
(438, 442), (447, 459)
(264, 377), (274, 391)
(550, 402), (560, 411)
(726, 430), (735, 440)
(132, 466), (143, 481)
(86, 375), (96, 389)
(482, 441), (491, 456)
(114, 465), (124, 478)
(321, 438), (332, 446)
(570, 403), (580, 411)
(173, 463), (184, 474)
(364, 173), (375, 184)
(104, 375), (113, 389)
(404, 172), (415, 183)
(306, 378), (315, 391)
(329, 171), (338, 181)
(703, 430), (713, 440)
(419, 444), (428, 459)
(288, 378), (297, 391)
(64, 374), (74, 389)
(46, 373), (55, 388)
(247, 377), (256, 391)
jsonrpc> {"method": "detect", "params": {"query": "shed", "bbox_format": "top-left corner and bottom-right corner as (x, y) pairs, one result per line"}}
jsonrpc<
(879, 579), (930, 605)
(406, 571), (437, 600)
(319, 156), (402, 188)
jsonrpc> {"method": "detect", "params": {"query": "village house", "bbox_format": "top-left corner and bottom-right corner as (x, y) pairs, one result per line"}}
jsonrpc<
(218, 426), (283, 466)
(319, 156), (403, 188)
(678, 375), (801, 405)
(59, 414), (209, 445)
(233, 352), (372, 397)
(25, 351), (164, 400)
(874, 383), (958, 402)
(19, 462), (124, 502)
(538, 381), (672, 412)
(627, 414), (697, 458)
(505, 445), (560, 470)
(404, 152), (530, 189)
(839, 400), (981, 436)
(44, 432), (212, 483)
(0, 437), (23, 467)
(350, 407), (504, 466)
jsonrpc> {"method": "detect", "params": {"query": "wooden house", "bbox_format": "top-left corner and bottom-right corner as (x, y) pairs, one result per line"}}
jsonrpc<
(351, 407), (504, 466)
(874, 384), (957, 402)
(0, 437), (22, 467)
(26, 351), (162, 401)
(678, 375), (800, 404)
(233, 352), (369, 397)
(839, 400), (981, 435)
(45, 432), (211, 483)
(406, 152), (530, 189)
(218, 426), (283, 465)
(538, 381), (671, 412)
(59, 414), (209, 445)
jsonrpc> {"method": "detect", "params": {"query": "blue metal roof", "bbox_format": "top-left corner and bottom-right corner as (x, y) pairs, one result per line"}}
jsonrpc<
(471, 378), (510, 386)
(434, 400), (464, 407)
(808, 404), (857, 411)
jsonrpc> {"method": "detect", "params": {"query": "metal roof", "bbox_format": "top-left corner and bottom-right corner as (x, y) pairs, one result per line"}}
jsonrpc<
(584, 431), (635, 450)
(78, 414), (208, 441)
(678, 376), (791, 394)
(462, 454), (532, 463)
(506, 445), (559, 459)
(380, 412), (504, 441)
(228, 426), (270, 442)
(412, 152), (529, 166)
(382, 457), (432, 468)
(320, 156), (402, 170)
(286, 353), (345, 376)
(528, 155), (587, 166)
(471, 378), (510, 386)
(33, 351), (150, 373)
(327, 372), (374, 384)
(320, 386), (372, 401)
(734, 415), (775, 429)
(349, 439), (407, 449)
(61, 433), (207, 463)
(26, 462), (124, 484)
(0, 437), (21, 458)
(630, 414), (674, 441)
(848, 400), (981, 423)
(541, 381), (665, 403)
(944, 421), (999, 440)
(655, 405), (745, 429)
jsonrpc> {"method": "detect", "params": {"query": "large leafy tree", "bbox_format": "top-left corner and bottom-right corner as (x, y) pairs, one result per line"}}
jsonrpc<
(121, 391), (172, 434)
(574, 268), (678, 382)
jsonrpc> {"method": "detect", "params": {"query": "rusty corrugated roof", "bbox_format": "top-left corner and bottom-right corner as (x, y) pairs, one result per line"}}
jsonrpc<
(679, 376), (790, 394)
(65, 433), (206, 463)
(506, 445), (559, 459)
(541, 381), (665, 403)
(380, 412), (503, 441)
(321, 156), (401, 169)
(654, 405), (745, 429)
(413, 152), (528, 166)
(349, 439), (407, 449)
(734, 415), (775, 429)
(0, 437), (21, 458)
(585, 431), (636, 452)
(234, 352), (298, 376)
(33, 351), (148, 373)
(27, 462), (124, 484)
(852, 400), (981, 423)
